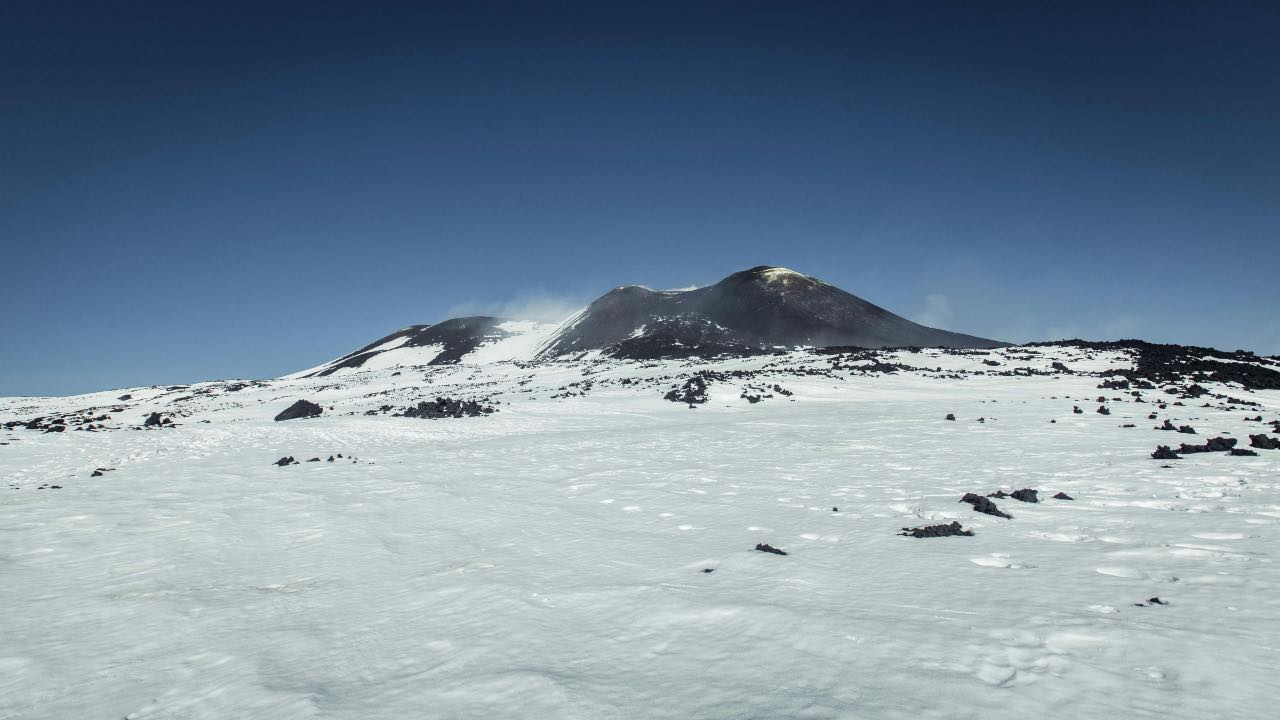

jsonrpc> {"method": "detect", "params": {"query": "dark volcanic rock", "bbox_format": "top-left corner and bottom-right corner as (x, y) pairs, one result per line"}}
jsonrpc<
(1151, 445), (1180, 460)
(1177, 437), (1237, 454)
(1097, 405), (1111, 415)
(960, 493), (1012, 519)
(274, 456), (297, 466)
(1250, 434), (1280, 450)
(274, 400), (323, 422)
(1031, 339), (1280, 390)
(143, 412), (164, 427)
(755, 543), (788, 555)
(945, 413), (956, 421)
(1052, 492), (1074, 500)
(302, 316), (516, 377)
(1230, 448), (1258, 456)
(1009, 488), (1039, 503)
(536, 266), (1003, 358)
(664, 375), (711, 405)
(901, 521), (973, 538)
(401, 397), (495, 419)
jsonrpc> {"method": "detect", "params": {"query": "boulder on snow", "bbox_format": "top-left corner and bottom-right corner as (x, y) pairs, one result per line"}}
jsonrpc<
(273, 456), (297, 466)
(1052, 491), (1074, 500)
(1010, 488), (1039, 503)
(274, 399), (323, 422)
(1249, 434), (1280, 450)
(1151, 445), (1180, 460)
(755, 543), (788, 555)
(901, 521), (973, 538)
(961, 493), (1011, 518)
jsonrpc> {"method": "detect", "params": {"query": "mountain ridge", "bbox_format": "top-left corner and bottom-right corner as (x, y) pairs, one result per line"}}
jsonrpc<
(292, 265), (1004, 377)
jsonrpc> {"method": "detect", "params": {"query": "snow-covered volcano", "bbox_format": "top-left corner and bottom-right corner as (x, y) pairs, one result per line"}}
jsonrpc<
(296, 266), (1002, 378)
(536, 265), (1003, 358)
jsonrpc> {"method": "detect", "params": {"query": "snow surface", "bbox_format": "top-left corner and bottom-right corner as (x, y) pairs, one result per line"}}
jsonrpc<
(2, 345), (1278, 719)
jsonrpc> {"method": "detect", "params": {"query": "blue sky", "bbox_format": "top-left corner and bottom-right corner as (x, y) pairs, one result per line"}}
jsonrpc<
(2, 1), (1277, 396)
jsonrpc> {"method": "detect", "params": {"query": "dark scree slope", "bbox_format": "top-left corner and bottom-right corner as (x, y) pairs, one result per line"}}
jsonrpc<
(536, 266), (1003, 358)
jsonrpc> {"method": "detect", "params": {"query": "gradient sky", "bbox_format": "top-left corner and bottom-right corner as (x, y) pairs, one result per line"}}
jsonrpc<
(2, 1), (1277, 396)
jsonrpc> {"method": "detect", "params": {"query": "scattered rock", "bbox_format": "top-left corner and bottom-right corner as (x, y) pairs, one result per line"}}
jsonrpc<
(1151, 445), (1180, 460)
(1230, 448), (1258, 456)
(1052, 492), (1074, 500)
(664, 375), (711, 405)
(400, 397), (496, 419)
(702, 568), (715, 573)
(755, 543), (788, 555)
(945, 413), (955, 421)
(274, 456), (297, 466)
(274, 400), (323, 422)
(1097, 405), (1110, 415)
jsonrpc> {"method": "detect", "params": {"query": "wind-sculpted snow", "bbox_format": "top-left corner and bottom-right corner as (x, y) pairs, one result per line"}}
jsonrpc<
(2, 343), (1279, 719)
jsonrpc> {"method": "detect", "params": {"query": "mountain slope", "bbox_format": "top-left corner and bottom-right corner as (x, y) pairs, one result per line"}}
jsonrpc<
(536, 266), (1002, 358)
(290, 265), (1002, 377)
(287, 318), (556, 378)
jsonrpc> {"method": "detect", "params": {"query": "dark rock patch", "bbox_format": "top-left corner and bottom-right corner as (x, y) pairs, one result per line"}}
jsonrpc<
(1151, 445), (1180, 460)
(274, 400), (323, 422)
(961, 493), (1012, 519)
(1010, 488), (1039, 503)
(755, 543), (788, 555)
(1052, 492), (1074, 500)
(901, 521), (973, 538)
(1250, 434), (1280, 450)
(400, 397), (496, 419)
(274, 456), (297, 466)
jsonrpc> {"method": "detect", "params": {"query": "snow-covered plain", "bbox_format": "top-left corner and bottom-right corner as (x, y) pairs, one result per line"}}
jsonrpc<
(2, 345), (1279, 719)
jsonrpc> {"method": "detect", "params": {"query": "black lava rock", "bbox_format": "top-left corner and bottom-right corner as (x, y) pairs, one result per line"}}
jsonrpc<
(274, 456), (297, 466)
(945, 413), (956, 421)
(274, 400), (323, 422)
(900, 521), (973, 538)
(1250, 434), (1280, 450)
(1230, 448), (1258, 456)
(961, 493), (1012, 518)
(143, 412), (164, 427)
(755, 543), (788, 555)
(1009, 488), (1039, 503)
(1052, 492), (1074, 500)
(664, 375), (711, 405)
(401, 397), (496, 419)
(1151, 445), (1180, 460)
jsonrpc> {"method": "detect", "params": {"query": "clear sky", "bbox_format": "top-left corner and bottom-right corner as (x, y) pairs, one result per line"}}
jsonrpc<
(2, 1), (1277, 396)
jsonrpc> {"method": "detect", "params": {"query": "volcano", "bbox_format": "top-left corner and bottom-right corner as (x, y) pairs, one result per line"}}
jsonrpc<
(535, 266), (1003, 359)
(294, 266), (1003, 376)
